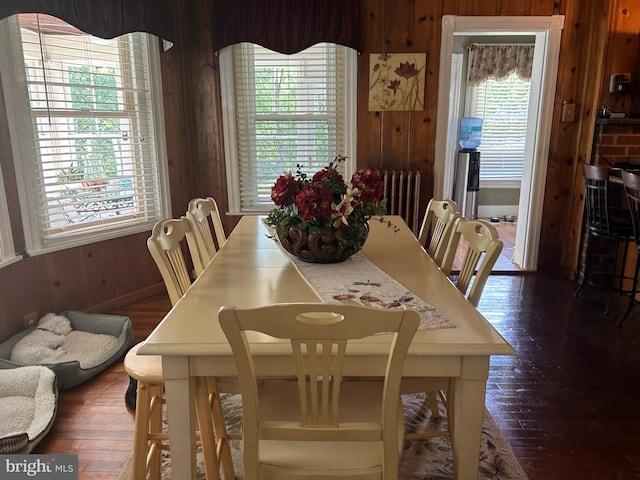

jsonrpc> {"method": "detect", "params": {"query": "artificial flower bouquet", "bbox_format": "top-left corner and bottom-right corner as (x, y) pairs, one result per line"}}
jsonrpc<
(266, 155), (393, 255)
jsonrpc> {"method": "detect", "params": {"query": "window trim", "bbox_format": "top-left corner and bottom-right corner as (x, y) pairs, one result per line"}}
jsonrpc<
(220, 43), (357, 215)
(0, 166), (20, 268)
(0, 16), (171, 256)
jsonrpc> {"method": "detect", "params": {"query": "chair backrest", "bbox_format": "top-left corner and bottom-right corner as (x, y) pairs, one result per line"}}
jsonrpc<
(186, 197), (227, 273)
(147, 217), (202, 306)
(583, 164), (615, 235)
(417, 198), (459, 268)
(441, 217), (503, 307)
(622, 169), (640, 244)
(218, 303), (419, 478)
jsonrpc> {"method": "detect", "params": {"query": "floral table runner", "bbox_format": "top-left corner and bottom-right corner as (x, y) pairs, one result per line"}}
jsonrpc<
(284, 251), (454, 331)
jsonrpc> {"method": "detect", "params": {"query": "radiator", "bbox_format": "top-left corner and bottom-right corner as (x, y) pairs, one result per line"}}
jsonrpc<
(377, 169), (422, 235)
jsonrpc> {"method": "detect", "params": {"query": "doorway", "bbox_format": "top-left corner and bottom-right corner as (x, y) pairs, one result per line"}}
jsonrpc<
(434, 15), (565, 271)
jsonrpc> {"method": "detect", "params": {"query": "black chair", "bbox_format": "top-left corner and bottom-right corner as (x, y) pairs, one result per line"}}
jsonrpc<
(574, 164), (633, 314)
(618, 169), (640, 326)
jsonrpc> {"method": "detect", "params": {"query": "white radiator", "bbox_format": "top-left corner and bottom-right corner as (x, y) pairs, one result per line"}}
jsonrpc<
(377, 169), (422, 236)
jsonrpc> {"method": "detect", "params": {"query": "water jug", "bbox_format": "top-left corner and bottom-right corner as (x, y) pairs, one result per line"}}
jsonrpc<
(459, 117), (483, 150)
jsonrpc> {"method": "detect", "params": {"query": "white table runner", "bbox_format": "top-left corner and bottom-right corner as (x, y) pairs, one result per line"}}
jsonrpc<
(271, 234), (455, 330)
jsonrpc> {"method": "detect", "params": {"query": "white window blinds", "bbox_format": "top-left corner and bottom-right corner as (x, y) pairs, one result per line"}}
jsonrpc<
(221, 42), (355, 213)
(0, 14), (168, 253)
(468, 71), (531, 182)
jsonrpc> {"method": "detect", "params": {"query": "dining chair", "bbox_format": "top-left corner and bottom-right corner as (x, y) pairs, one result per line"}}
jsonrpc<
(574, 164), (633, 315)
(396, 199), (459, 439)
(617, 169), (640, 326)
(441, 217), (504, 307)
(403, 217), (503, 443)
(218, 303), (420, 480)
(186, 197), (227, 274)
(147, 217), (205, 303)
(417, 198), (459, 268)
(124, 217), (235, 480)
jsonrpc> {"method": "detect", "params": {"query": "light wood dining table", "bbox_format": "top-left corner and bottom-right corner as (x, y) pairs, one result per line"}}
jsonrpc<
(139, 215), (515, 480)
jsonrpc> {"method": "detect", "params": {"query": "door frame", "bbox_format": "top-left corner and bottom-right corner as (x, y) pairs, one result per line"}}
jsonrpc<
(434, 15), (564, 270)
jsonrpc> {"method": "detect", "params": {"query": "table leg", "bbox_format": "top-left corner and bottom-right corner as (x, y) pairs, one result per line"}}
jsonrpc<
(449, 356), (490, 480)
(163, 356), (199, 480)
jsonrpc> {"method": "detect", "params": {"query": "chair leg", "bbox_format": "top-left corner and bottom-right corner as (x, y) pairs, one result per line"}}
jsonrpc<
(206, 377), (236, 480)
(425, 391), (440, 419)
(147, 385), (164, 480)
(604, 239), (622, 315)
(618, 250), (640, 327)
(132, 381), (159, 480)
(574, 233), (593, 298)
(195, 377), (221, 480)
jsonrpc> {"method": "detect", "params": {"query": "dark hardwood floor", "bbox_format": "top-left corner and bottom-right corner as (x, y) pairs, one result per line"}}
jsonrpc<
(34, 273), (640, 480)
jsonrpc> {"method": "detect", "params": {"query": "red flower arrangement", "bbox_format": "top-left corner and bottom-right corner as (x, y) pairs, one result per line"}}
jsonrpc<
(266, 156), (394, 258)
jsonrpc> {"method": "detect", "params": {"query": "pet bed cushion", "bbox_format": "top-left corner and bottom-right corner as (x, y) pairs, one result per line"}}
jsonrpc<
(0, 366), (58, 454)
(0, 311), (134, 390)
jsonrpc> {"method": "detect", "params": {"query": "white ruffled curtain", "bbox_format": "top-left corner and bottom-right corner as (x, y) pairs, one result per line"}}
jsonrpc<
(468, 45), (534, 85)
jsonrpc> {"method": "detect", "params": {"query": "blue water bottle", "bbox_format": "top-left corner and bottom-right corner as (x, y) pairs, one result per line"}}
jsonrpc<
(459, 117), (483, 150)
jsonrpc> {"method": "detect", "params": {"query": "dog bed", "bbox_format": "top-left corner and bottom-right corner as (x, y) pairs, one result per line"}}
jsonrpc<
(0, 365), (58, 454)
(0, 311), (134, 390)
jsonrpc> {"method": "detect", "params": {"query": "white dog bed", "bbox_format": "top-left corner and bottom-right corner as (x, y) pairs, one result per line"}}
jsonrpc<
(0, 311), (134, 390)
(0, 366), (58, 454)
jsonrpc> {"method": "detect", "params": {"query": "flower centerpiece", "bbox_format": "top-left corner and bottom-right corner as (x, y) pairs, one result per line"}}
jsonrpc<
(266, 155), (394, 263)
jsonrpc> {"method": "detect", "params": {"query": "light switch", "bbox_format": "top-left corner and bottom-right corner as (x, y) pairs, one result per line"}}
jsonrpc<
(562, 102), (576, 123)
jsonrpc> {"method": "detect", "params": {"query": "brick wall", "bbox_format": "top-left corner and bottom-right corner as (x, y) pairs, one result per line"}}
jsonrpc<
(595, 119), (640, 165)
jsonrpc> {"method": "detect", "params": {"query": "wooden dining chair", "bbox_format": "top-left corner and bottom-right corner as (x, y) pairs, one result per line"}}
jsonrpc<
(124, 217), (235, 480)
(417, 198), (459, 268)
(219, 303), (419, 480)
(146, 216), (204, 303)
(404, 217), (503, 443)
(441, 217), (504, 307)
(412, 199), (458, 429)
(186, 197), (227, 274)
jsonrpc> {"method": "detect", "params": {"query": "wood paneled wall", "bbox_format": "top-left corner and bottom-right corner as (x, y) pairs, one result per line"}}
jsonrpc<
(1, 0), (639, 340)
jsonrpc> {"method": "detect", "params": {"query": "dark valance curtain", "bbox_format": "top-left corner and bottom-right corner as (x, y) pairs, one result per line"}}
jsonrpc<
(0, 0), (176, 41)
(213, 0), (361, 54)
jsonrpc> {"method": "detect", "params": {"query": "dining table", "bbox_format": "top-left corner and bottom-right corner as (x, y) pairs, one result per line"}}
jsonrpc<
(138, 214), (516, 480)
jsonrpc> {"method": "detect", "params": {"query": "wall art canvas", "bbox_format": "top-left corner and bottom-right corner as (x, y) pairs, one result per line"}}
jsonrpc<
(368, 53), (426, 111)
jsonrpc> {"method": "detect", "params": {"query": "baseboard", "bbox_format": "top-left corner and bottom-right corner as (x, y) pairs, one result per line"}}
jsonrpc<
(84, 283), (166, 314)
(478, 205), (519, 219)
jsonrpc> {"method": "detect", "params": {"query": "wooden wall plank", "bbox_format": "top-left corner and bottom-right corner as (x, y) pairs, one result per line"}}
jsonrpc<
(411, 0), (443, 204)
(553, 0), (609, 276)
(456, 0), (502, 16)
(358, 0), (385, 168)
(0, 263), (21, 340)
(600, 0), (640, 116)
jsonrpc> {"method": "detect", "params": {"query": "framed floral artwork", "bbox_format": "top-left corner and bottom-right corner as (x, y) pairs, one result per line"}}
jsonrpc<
(368, 53), (426, 111)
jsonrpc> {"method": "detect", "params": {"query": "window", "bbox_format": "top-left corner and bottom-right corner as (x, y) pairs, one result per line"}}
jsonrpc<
(220, 43), (356, 214)
(0, 14), (170, 254)
(466, 71), (531, 184)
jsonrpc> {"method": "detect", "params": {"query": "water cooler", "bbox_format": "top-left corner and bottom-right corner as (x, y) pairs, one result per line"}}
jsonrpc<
(453, 117), (482, 220)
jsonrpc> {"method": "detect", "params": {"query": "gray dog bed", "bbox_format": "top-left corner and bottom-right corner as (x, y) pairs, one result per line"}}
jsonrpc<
(0, 311), (134, 390)
(0, 365), (58, 454)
